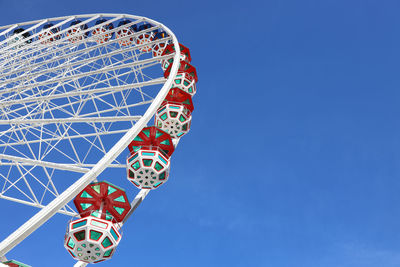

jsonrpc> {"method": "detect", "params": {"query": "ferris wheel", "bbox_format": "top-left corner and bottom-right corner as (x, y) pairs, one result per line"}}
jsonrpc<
(0, 13), (198, 265)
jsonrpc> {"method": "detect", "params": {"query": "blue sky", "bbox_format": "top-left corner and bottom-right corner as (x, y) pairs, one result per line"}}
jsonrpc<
(1, 0), (400, 266)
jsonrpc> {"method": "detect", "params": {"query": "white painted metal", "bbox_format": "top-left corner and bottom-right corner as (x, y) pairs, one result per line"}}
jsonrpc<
(74, 262), (87, 267)
(120, 188), (150, 225)
(0, 194), (76, 216)
(0, 13), (180, 258)
(0, 154), (89, 173)
(0, 116), (142, 124)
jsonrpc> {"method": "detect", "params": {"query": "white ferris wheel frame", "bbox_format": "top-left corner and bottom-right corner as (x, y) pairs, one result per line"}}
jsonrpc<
(0, 13), (181, 260)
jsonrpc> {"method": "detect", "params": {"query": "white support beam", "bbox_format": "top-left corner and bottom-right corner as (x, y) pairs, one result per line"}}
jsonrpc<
(0, 79), (165, 107)
(0, 33), (170, 81)
(74, 262), (88, 267)
(0, 56), (166, 96)
(0, 195), (77, 216)
(1, 116), (142, 125)
(0, 129), (130, 148)
(120, 189), (150, 225)
(0, 154), (89, 173)
(0, 162), (126, 169)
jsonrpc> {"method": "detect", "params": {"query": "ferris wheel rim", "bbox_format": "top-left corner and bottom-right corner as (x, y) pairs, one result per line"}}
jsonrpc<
(0, 13), (179, 205)
(0, 13), (182, 257)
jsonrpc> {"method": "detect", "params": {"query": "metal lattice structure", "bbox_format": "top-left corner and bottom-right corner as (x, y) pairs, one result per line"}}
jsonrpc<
(0, 13), (181, 259)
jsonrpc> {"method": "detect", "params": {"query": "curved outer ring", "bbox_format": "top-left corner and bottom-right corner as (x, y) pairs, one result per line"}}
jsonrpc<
(0, 13), (181, 256)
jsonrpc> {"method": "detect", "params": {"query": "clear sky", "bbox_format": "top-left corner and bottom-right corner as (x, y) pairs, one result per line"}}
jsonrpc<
(0, 0), (400, 266)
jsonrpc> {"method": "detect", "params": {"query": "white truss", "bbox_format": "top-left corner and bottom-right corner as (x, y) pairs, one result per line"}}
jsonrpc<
(0, 13), (180, 257)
